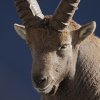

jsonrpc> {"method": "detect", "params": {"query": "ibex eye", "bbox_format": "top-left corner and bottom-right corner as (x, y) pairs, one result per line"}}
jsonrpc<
(58, 44), (68, 50)
(61, 44), (67, 49)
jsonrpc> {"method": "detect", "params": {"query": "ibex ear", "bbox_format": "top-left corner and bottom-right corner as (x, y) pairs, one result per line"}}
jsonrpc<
(78, 21), (96, 41)
(14, 23), (27, 40)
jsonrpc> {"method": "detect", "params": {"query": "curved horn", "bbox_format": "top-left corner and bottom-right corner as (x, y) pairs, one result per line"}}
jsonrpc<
(27, 0), (44, 19)
(51, 0), (80, 31)
(15, 0), (44, 27)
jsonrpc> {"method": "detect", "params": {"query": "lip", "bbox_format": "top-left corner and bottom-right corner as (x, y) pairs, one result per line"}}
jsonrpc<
(34, 81), (58, 95)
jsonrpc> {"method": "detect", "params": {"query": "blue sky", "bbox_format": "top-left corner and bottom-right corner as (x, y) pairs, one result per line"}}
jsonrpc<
(0, 0), (100, 100)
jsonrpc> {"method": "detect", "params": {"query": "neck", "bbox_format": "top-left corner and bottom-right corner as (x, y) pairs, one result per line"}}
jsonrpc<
(57, 76), (74, 94)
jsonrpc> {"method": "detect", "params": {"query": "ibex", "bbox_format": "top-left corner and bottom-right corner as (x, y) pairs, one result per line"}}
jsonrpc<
(14, 0), (100, 100)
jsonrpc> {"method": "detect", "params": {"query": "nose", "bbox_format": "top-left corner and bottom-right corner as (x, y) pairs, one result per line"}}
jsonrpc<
(33, 75), (47, 87)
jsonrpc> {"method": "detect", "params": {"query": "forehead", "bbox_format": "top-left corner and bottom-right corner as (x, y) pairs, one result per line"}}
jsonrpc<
(26, 20), (80, 46)
(26, 27), (72, 51)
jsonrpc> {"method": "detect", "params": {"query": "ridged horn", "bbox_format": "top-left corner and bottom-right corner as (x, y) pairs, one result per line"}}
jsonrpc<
(15, 0), (44, 28)
(51, 0), (80, 31)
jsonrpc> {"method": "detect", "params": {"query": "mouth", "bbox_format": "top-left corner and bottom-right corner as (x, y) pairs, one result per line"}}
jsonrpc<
(34, 82), (59, 95)
(48, 85), (57, 95)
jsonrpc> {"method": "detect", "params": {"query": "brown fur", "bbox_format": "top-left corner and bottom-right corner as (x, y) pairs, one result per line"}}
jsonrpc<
(24, 20), (100, 100)
(14, 0), (100, 100)
(40, 34), (100, 100)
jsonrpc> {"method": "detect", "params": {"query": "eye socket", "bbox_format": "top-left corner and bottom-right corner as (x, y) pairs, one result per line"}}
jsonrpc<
(58, 44), (69, 51)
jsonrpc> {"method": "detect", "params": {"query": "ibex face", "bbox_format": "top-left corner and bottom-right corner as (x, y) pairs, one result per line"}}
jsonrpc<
(14, 0), (96, 95)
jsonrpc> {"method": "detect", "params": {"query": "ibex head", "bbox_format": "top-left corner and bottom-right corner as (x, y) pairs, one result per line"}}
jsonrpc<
(14, 0), (96, 95)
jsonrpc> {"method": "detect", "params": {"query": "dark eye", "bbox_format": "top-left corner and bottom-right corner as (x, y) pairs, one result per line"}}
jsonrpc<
(58, 44), (68, 51)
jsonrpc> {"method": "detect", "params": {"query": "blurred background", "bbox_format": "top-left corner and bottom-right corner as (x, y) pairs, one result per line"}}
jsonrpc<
(0, 0), (100, 100)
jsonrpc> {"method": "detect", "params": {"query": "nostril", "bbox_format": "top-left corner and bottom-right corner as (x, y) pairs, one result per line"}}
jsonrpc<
(38, 77), (46, 84)
(34, 76), (47, 87)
